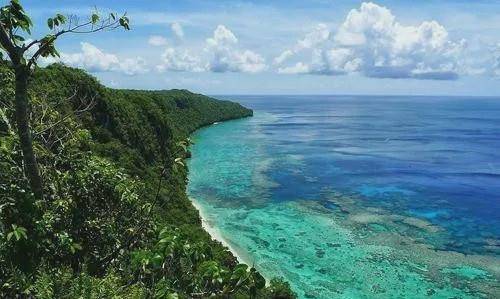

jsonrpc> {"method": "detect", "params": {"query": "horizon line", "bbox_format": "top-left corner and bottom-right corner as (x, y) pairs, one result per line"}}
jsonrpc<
(209, 94), (500, 98)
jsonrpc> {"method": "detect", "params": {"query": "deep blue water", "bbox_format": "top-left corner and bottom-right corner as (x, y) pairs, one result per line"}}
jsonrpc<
(218, 95), (500, 255)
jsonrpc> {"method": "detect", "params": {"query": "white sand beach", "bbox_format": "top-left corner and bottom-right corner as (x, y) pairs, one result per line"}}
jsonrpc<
(190, 198), (252, 266)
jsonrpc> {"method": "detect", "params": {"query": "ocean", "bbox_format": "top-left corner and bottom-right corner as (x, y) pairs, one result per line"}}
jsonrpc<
(187, 95), (500, 298)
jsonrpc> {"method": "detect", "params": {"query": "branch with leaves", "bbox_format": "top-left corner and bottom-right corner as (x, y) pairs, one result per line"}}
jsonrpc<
(1, 0), (130, 69)
(0, 0), (130, 200)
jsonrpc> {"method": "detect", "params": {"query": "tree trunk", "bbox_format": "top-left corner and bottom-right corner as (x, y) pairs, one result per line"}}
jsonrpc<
(14, 66), (43, 200)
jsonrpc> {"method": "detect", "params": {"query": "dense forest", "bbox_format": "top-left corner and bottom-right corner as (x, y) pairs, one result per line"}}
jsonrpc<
(0, 62), (296, 298)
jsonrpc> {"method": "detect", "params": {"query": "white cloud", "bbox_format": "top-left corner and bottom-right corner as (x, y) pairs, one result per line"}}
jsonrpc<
(155, 24), (266, 74)
(298, 23), (330, 50)
(62, 42), (120, 73)
(205, 25), (266, 73)
(274, 50), (294, 65)
(493, 43), (500, 77)
(275, 2), (466, 80)
(59, 42), (148, 76)
(157, 48), (204, 72)
(120, 57), (149, 76)
(278, 62), (310, 74)
(148, 35), (169, 46)
(274, 24), (330, 65)
(206, 25), (238, 47)
(171, 22), (184, 39)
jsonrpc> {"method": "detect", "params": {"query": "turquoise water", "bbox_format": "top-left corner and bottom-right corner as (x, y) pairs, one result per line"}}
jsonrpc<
(187, 96), (500, 298)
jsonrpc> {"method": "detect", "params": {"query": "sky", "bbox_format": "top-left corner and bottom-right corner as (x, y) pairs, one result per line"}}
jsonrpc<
(7, 0), (500, 95)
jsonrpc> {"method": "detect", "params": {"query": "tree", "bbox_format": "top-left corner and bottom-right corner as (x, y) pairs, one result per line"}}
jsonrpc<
(0, 0), (130, 200)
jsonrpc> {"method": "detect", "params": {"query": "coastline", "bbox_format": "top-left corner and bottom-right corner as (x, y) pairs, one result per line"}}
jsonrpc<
(190, 198), (253, 267)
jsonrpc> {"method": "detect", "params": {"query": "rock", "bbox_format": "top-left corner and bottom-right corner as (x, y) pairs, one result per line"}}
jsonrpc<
(371, 284), (385, 294)
(315, 248), (326, 258)
(318, 268), (328, 274)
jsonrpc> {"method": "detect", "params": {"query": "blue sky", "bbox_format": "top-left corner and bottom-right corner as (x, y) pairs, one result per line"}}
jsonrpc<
(10, 0), (500, 95)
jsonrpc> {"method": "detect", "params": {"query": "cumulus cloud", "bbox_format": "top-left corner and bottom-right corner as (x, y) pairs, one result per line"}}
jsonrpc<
(274, 24), (330, 65)
(298, 23), (330, 50)
(206, 25), (238, 46)
(273, 50), (294, 65)
(61, 43), (120, 72)
(148, 23), (183, 47)
(275, 2), (466, 80)
(148, 35), (169, 46)
(205, 25), (266, 73)
(59, 42), (148, 75)
(278, 62), (310, 74)
(157, 48), (204, 72)
(156, 25), (266, 73)
(171, 22), (184, 39)
(119, 57), (149, 76)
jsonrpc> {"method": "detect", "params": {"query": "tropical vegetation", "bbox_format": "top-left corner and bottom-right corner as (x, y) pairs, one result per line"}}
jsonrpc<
(0, 1), (296, 297)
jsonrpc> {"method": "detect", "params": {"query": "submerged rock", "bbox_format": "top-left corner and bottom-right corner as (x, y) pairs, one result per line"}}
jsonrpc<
(315, 248), (326, 258)
(318, 268), (328, 274)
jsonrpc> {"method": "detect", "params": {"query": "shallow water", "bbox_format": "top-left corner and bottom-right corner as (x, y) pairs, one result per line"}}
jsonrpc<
(187, 96), (500, 298)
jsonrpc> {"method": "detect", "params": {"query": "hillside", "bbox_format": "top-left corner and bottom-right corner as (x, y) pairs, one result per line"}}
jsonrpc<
(0, 63), (295, 298)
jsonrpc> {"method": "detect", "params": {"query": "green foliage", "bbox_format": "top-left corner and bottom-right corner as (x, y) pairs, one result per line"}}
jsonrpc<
(0, 62), (293, 298)
(6, 224), (27, 242)
(260, 278), (297, 299)
(0, 62), (14, 134)
(19, 267), (147, 299)
(1, 1), (129, 67)
(0, 0), (33, 36)
(119, 16), (130, 30)
(130, 227), (270, 298)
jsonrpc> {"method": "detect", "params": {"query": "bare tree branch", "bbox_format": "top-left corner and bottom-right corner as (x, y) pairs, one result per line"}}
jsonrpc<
(34, 91), (97, 136)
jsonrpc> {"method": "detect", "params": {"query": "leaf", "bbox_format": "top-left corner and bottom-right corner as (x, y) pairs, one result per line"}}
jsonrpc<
(56, 13), (66, 24)
(51, 48), (60, 58)
(91, 13), (99, 25)
(13, 34), (24, 41)
(251, 269), (266, 289)
(47, 18), (54, 29)
(119, 16), (130, 30)
(70, 243), (82, 253)
(151, 253), (163, 267)
(10, 0), (23, 13)
(174, 158), (184, 166)
(7, 224), (27, 242)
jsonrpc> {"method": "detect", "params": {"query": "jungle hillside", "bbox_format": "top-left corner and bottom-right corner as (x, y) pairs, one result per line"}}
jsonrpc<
(0, 60), (295, 298)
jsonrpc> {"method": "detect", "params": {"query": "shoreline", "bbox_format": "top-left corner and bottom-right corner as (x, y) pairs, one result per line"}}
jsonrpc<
(190, 198), (253, 267)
